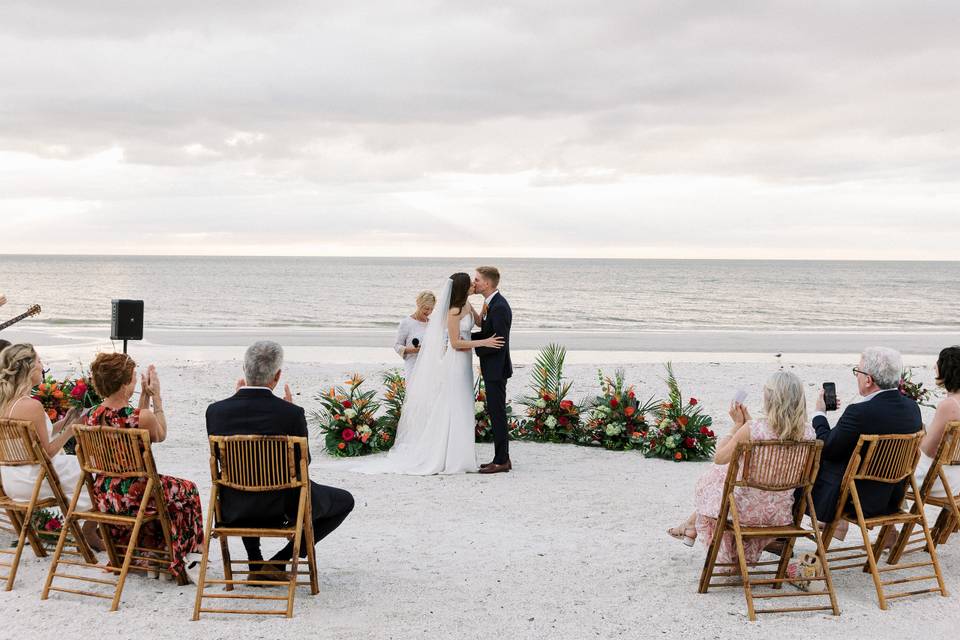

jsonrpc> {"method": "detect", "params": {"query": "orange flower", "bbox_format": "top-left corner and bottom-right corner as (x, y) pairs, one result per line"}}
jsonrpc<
(624, 407), (636, 417)
(328, 387), (336, 398)
(53, 390), (64, 399)
(674, 452), (683, 460)
(382, 433), (391, 441)
(337, 442), (346, 450)
(47, 409), (57, 420)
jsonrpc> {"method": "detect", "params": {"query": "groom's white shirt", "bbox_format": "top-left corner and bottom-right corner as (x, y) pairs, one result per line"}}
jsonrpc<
(483, 290), (499, 319)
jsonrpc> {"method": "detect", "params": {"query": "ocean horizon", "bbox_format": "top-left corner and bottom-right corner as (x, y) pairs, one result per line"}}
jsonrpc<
(2, 255), (957, 355)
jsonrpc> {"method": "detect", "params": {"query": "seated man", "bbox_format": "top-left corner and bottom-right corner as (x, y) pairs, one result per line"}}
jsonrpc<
(811, 346), (922, 524)
(206, 340), (354, 580)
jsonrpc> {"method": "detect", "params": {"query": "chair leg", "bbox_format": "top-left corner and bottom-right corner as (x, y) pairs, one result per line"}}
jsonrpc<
(772, 537), (797, 590)
(866, 524), (891, 573)
(728, 502), (755, 621)
(110, 479), (154, 612)
(7, 474), (46, 591)
(219, 535), (233, 591)
(303, 510), (319, 595)
(8, 508), (46, 559)
(806, 495), (840, 616)
(850, 487), (887, 609)
(912, 481), (949, 598)
(192, 485), (219, 621)
(699, 502), (729, 594)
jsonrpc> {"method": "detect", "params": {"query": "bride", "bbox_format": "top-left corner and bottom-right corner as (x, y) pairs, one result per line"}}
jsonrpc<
(352, 272), (504, 475)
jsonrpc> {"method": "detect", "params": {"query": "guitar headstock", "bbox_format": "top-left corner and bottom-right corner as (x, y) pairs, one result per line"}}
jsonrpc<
(26, 304), (41, 317)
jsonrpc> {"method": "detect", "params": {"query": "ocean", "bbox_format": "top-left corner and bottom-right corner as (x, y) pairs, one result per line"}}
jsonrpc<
(1, 256), (957, 354)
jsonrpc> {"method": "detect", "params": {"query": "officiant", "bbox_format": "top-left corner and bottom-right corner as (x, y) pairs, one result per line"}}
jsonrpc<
(394, 290), (435, 378)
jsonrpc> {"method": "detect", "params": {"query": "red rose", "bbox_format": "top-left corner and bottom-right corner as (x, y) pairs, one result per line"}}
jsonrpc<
(627, 390), (635, 399)
(342, 429), (356, 442)
(689, 398), (698, 406)
(610, 397), (619, 408)
(342, 400), (353, 409)
(684, 437), (696, 448)
(707, 430), (715, 438)
(45, 518), (61, 531)
(699, 426), (711, 435)
(559, 400), (573, 410)
(559, 416), (569, 427)
(71, 382), (87, 399)
(542, 392), (552, 401)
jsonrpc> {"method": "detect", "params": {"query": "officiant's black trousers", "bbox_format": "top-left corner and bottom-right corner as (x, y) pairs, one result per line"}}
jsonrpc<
(486, 378), (510, 464)
(242, 482), (354, 565)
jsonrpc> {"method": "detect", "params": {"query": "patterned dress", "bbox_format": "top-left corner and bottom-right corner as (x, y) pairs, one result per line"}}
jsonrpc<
(694, 419), (816, 565)
(84, 405), (203, 578)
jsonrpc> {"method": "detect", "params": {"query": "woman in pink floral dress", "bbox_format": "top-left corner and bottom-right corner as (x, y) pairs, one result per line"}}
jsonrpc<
(667, 371), (815, 566)
(84, 353), (203, 581)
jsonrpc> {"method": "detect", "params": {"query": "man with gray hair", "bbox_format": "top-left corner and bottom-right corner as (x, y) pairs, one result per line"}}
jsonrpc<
(206, 340), (354, 581)
(810, 346), (921, 524)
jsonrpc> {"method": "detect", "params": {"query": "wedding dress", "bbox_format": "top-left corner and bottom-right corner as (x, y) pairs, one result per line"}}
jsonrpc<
(352, 279), (477, 475)
(2, 397), (92, 509)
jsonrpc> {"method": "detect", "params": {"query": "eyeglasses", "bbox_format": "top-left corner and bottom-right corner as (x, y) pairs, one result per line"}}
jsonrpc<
(852, 367), (871, 378)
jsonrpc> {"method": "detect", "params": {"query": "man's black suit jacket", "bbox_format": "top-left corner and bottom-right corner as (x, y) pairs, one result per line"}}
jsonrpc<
(472, 292), (512, 381)
(812, 389), (922, 522)
(205, 387), (311, 525)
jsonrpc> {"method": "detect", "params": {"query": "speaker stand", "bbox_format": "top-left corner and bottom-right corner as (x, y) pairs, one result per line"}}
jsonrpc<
(123, 339), (128, 354)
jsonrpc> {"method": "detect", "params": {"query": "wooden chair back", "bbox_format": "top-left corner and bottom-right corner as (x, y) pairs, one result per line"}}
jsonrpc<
(731, 439), (823, 492)
(0, 419), (43, 467)
(850, 432), (923, 484)
(73, 425), (155, 479)
(939, 422), (960, 467)
(208, 435), (309, 493)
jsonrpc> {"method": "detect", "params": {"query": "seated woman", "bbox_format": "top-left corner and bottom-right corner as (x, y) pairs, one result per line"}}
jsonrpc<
(914, 346), (960, 497)
(84, 352), (203, 581)
(0, 344), (101, 548)
(667, 371), (816, 566)
(394, 290), (435, 378)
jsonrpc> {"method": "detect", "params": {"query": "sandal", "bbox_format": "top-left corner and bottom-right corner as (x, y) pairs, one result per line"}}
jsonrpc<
(786, 553), (822, 591)
(667, 525), (697, 547)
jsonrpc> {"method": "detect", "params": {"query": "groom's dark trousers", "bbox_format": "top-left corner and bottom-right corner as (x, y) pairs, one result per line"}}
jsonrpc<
(206, 388), (354, 565)
(474, 292), (513, 465)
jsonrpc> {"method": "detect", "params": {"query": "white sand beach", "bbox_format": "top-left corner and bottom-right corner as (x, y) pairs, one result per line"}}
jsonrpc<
(1, 349), (957, 639)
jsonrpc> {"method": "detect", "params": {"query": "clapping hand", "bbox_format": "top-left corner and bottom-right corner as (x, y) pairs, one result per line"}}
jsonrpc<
(728, 401), (751, 429)
(140, 365), (161, 398)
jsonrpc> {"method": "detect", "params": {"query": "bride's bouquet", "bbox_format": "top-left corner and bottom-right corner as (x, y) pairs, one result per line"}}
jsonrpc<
(516, 344), (582, 443)
(579, 369), (658, 451)
(311, 373), (383, 457)
(377, 370), (406, 450)
(635, 363), (716, 462)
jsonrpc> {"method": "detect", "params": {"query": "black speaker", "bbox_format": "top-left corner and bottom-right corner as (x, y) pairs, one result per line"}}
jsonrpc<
(111, 299), (144, 341)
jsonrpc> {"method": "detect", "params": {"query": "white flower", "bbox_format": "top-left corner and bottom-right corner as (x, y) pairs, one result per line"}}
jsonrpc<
(474, 402), (486, 414)
(344, 408), (357, 419)
(660, 419), (671, 430)
(545, 415), (558, 428)
(536, 399), (547, 409)
(666, 435), (679, 449)
(358, 424), (372, 436)
(605, 423), (622, 436)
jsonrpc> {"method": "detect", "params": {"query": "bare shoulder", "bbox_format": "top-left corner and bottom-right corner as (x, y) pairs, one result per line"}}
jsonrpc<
(937, 395), (960, 417)
(7, 396), (45, 421)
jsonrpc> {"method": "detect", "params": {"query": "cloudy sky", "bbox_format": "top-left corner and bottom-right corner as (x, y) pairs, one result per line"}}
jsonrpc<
(1, 1), (958, 259)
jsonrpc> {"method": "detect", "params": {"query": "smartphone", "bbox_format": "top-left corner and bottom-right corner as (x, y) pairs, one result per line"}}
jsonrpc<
(823, 382), (837, 411)
(732, 389), (747, 405)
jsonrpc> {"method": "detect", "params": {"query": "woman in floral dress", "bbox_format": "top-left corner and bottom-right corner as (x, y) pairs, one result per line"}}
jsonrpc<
(84, 352), (203, 580)
(667, 371), (815, 566)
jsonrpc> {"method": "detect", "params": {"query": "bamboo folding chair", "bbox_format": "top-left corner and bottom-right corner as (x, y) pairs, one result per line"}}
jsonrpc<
(821, 432), (948, 609)
(193, 435), (318, 620)
(42, 425), (188, 612)
(889, 422), (960, 562)
(698, 439), (839, 621)
(0, 419), (96, 590)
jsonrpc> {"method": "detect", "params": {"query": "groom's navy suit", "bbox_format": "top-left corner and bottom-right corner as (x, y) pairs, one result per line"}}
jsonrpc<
(473, 291), (513, 464)
(206, 388), (354, 564)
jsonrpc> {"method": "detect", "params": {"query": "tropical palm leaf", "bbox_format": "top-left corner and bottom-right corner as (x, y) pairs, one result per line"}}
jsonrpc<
(532, 343), (567, 395)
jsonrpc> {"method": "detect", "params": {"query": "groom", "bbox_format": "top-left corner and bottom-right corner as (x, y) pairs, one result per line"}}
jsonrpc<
(472, 266), (513, 474)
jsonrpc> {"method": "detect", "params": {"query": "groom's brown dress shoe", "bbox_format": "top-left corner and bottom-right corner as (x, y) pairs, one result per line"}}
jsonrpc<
(479, 461), (512, 474)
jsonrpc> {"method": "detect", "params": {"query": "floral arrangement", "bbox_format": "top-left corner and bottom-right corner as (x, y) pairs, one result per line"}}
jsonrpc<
(310, 373), (383, 457)
(378, 370), (406, 450)
(635, 363), (716, 462)
(900, 368), (936, 408)
(579, 369), (659, 450)
(30, 507), (64, 541)
(516, 344), (581, 442)
(32, 376), (72, 422)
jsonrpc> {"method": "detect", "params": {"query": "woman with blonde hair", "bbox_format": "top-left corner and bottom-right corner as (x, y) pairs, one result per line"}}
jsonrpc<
(667, 370), (815, 565)
(394, 290), (436, 378)
(0, 343), (101, 548)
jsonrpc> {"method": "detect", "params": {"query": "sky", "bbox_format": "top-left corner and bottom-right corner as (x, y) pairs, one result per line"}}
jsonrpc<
(1, 1), (958, 259)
